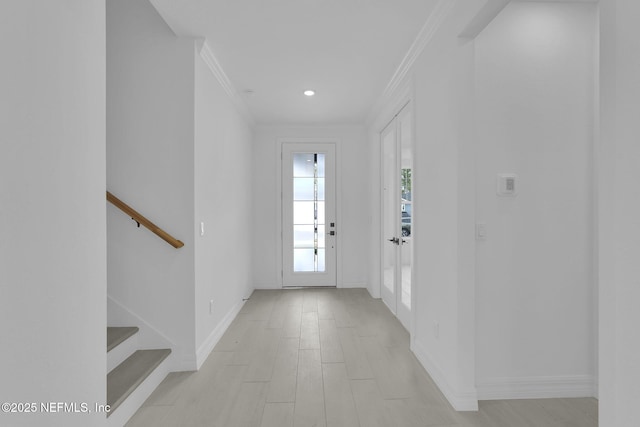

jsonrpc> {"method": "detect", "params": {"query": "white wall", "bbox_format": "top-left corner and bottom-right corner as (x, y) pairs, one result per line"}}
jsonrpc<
(402, 0), (481, 410)
(252, 125), (368, 289)
(194, 47), (254, 366)
(366, 126), (382, 298)
(107, 0), (196, 368)
(474, 2), (597, 398)
(0, 1), (106, 426)
(599, 1), (640, 425)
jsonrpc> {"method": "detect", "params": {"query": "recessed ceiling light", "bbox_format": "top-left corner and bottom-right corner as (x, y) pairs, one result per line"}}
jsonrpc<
(304, 90), (315, 97)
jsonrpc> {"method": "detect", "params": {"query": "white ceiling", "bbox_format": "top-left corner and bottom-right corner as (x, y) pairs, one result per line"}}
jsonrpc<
(149, 0), (440, 125)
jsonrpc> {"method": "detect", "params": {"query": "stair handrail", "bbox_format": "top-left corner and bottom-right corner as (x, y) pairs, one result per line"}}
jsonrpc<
(106, 191), (184, 249)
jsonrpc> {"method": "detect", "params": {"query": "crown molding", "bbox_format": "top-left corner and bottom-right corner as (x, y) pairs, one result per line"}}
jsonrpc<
(366, 0), (455, 126)
(382, 0), (455, 99)
(459, 0), (510, 39)
(196, 39), (255, 127)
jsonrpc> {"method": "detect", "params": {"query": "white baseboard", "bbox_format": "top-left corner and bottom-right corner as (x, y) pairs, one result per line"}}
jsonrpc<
(476, 375), (597, 401)
(195, 299), (246, 369)
(339, 281), (367, 289)
(411, 339), (479, 411)
(253, 282), (279, 289)
(173, 353), (198, 372)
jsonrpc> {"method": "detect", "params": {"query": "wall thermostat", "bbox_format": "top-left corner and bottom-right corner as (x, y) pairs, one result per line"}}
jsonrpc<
(497, 174), (517, 197)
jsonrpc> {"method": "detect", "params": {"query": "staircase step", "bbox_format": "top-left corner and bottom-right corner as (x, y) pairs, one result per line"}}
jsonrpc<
(107, 349), (171, 417)
(107, 327), (139, 373)
(107, 327), (139, 352)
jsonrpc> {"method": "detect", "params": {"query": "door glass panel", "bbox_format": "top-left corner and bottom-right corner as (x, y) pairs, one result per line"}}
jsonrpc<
(292, 152), (325, 272)
(294, 178), (315, 200)
(317, 249), (325, 272)
(293, 154), (316, 177)
(293, 201), (315, 225)
(294, 249), (316, 272)
(317, 225), (325, 248)
(399, 107), (413, 314)
(317, 180), (325, 201)
(401, 168), (412, 309)
(294, 225), (315, 248)
(317, 202), (325, 225)
(317, 154), (325, 177)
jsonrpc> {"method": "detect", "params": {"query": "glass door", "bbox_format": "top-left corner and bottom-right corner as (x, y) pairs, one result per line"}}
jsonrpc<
(381, 105), (412, 330)
(282, 143), (336, 287)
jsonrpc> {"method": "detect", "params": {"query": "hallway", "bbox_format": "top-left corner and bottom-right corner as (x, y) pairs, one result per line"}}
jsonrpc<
(126, 289), (597, 427)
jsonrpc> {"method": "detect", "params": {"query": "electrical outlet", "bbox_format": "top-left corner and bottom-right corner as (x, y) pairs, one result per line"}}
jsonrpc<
(476, 223), (487, 240)
(209, 300), (214, 315)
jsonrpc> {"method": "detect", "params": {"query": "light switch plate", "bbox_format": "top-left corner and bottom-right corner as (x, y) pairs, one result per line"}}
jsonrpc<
(497, 174), (517, 197)
(476, 223), (487, 240)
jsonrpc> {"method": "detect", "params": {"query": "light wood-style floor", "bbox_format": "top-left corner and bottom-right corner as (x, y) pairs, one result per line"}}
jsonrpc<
(126, 288), (598, 427)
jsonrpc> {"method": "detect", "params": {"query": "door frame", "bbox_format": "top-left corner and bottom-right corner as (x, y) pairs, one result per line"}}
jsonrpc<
(276, 137), (343, 288)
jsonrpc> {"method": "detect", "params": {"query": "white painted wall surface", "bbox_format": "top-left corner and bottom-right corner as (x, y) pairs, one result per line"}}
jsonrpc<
(367, 125), (383, 299)
(0, 1), (106, 426)
(194, 48), (254, 365)
(474, 2), (597, 398)
(408, 0), (481, 410)
(107, 0), (196, 369)
(599, 0), (640, 425)
(252, 126), (368, 289)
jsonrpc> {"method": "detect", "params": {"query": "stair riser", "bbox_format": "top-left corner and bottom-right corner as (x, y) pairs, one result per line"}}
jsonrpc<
(107, 333), (139, 373)
(107, 353), (172, 427)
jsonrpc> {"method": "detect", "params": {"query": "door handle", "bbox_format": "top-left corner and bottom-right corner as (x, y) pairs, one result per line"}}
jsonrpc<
(387, 237), (399, 245)
(327, 230), (336, 236)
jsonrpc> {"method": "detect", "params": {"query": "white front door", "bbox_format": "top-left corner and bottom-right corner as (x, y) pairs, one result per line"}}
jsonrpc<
(282, 143), (337, 287)
(381, 105), (413, 330)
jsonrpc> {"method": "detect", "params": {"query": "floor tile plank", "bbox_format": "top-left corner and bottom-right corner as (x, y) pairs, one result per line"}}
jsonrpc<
(293, 349), (326, 427)
(319, 318), (344, 363)
(266, 337), (300, 403)
(337, 327), (373, 380)
(261, 403), (295, 427)
(350, 379), (390, 427)
(322, 363), (360, 427)
(300, 311), (320, 350)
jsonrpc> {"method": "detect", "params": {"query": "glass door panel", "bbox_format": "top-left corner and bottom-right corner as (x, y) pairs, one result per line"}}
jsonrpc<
(397, 107), (413, 330)
(292, 153), (324, 272)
